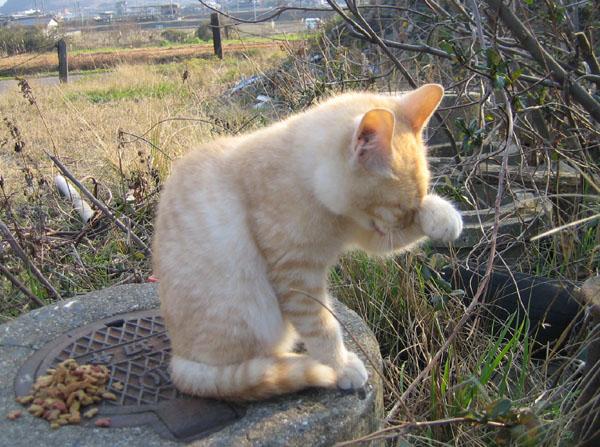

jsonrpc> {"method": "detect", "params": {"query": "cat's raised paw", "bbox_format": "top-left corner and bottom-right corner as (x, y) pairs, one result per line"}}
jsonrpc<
(418, 195), (463, 242)
(337, 351), (368, 390)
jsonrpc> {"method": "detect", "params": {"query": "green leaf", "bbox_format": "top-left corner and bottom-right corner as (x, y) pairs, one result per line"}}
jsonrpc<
(439, 40), (453, 54)
(511, 68), (523, 81)
(486, 48), (501, 67)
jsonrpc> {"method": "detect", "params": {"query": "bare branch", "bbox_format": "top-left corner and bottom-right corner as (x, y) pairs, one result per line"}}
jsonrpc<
(0, 261), (45, 307)
(483, 0), (600, 123)
(0, 219), (61, 301)
(575, 32), (600, 90)
(47, 154), (152, 255)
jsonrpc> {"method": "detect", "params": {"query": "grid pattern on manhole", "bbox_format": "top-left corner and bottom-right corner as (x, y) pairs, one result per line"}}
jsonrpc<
(49, 313), (180, 408)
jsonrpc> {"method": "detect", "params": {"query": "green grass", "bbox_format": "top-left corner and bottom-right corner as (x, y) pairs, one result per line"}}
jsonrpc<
(330, 250), (578, 445)
(65, 81), (178, 103)
(71, 33), (305, 55)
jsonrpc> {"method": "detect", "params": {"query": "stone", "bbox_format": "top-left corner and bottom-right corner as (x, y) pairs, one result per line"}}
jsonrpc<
(0, 284), (383, 446)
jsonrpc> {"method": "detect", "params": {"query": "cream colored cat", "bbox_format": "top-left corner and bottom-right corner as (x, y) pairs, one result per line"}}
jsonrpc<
(153, 84), (463, 400)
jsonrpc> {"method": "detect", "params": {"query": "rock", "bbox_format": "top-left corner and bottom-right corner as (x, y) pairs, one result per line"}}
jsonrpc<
(0, 284), (383, 446)
(580, 276), (600, 310)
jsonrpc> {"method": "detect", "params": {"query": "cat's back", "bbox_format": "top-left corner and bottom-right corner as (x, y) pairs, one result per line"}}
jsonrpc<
(153, 136), (238, 257)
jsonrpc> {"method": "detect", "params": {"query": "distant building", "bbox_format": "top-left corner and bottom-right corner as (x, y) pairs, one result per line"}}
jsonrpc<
(94, 11), (115, 23)
(4, 15), (59, 34)
(126, 3), (181, 20)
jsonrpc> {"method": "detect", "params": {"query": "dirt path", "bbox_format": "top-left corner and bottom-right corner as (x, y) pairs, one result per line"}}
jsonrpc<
(0, 42), (288, 77)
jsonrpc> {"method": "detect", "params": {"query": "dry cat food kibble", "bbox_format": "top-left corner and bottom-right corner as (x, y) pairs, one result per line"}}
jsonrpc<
(6, 410), (22, 420)
(11, 359), (121, 429)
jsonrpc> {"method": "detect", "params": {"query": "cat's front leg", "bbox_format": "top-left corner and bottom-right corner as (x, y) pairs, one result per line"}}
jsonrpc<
(280, 289), (368, 390)
(416, 194), (463, 242)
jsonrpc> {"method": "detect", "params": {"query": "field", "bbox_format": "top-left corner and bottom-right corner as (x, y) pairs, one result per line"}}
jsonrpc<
(1, 3), (599, 445)
(0, 41), (291, 77)
(0, 22), (305, 77)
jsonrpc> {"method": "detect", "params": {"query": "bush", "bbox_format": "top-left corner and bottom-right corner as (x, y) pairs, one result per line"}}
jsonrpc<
(195, 21), (212, 41)
(0, 26), (55, 56)
(160, 29), (188, 43)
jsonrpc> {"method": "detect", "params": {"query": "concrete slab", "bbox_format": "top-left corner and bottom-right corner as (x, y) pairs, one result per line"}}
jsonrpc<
(0, 284), (383, 446)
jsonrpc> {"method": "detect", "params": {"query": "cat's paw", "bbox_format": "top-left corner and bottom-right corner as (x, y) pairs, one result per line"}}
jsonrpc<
(418, 195), (463, 242)
(337, 351), (368, 390)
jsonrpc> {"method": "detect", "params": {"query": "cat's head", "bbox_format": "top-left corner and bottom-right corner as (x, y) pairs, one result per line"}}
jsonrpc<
(322, 84), (444, 235)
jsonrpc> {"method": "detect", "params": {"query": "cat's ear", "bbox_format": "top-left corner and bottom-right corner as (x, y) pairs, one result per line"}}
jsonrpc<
(398, 84), (444, 133)
(351, 108), (396, 177)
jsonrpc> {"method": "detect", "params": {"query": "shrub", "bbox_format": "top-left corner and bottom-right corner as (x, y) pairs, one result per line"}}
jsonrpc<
(160, 29), (188, 43)
(195, 21), (212, 41)
(0, 26), (55, 56)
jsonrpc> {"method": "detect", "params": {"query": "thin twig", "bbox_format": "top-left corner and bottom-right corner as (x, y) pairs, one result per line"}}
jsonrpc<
(335, 416), (507, 446)
(0, 261), (45, 307)
(47, 154), (152, 255)
(0, 218), (61, 301)
(386, 78), (516, 424)
(530, 213), (600, 242)
(483, 0), (600, 123)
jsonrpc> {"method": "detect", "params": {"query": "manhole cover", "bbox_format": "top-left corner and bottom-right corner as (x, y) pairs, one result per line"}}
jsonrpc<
(14, 309), (245, 443)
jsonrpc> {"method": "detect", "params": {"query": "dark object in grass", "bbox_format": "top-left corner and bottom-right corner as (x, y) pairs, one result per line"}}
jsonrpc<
(441, 266), (583, 355)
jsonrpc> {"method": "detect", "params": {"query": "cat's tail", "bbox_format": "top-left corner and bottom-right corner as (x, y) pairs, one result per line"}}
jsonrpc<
(170, 353), (336, 400)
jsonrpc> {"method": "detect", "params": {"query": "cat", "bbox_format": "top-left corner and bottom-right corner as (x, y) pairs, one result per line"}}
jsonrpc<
(152, 84), (463, 400)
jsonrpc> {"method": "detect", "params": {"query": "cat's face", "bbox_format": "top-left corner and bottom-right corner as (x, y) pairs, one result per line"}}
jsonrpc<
(344, 84), (443, 236)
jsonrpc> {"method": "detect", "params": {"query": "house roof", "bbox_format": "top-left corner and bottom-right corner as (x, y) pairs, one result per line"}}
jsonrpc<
(11, 16), (58, 27)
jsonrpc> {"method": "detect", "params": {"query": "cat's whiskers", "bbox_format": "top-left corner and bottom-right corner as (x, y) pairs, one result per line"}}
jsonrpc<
(387, 227), (395, 251)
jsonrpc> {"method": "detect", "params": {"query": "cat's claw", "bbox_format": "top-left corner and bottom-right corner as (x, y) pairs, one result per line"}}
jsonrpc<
(418, 195), (463, 242)
(337, 351), (368, 390)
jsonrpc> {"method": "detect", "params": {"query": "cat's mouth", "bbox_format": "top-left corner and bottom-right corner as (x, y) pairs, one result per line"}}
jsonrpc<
(370, 220), (386, 237)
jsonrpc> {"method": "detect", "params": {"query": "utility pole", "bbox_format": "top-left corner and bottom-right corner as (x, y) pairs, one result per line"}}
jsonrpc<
(57, 39), (68, 83)
(75, 0), (83, 28)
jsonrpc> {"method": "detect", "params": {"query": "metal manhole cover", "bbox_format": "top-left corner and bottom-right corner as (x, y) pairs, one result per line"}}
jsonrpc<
(14, 309), (245, 443)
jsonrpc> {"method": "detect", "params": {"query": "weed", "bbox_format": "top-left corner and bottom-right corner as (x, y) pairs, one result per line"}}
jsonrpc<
(67, 82), (178, 104)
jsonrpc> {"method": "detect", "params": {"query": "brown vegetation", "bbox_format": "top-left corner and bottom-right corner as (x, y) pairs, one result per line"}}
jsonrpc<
(0, 41), (288, 77)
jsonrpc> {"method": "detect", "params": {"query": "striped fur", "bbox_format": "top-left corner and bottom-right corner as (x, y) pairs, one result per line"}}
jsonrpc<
(153, 85), (463, 400)
(171, 354), (336, 400)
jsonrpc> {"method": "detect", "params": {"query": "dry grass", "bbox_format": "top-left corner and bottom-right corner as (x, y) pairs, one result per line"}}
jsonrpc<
(0, 48), (286, 319)
(0, 49), (285, 194)
(0, 42), (288, 78)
